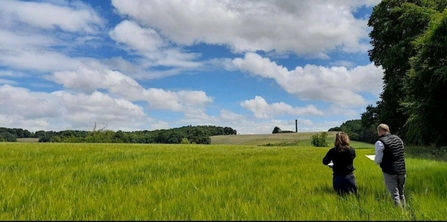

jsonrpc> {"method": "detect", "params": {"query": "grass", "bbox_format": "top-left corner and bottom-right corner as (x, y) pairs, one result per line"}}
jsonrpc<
(0, 142), (446, 220)
(405, 146), (447, 162)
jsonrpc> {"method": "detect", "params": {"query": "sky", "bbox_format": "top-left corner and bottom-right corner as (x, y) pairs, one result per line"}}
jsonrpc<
(0, 0), (384, 134)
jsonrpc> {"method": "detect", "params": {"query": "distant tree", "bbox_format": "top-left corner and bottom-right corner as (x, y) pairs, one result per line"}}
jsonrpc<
(281, 130), (294, 133)
(328, 127), (341, 131)
(272, 126), (282, 134)
(181, 138), (190, 144)
(340, 119), (377, 144)
(311, 132), (328, 147)
(1, 125), (235, 144)
(340, 120), (362, 141)
(223, 127), (237, 135)
(188, 127), (210, 144)
(166, 131), (186, 144)
(113, 130), (130, 143)
(0, 132), (17, 142)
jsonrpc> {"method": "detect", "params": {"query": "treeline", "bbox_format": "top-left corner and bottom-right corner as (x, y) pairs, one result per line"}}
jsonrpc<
(272, 126), (295, 134)
(0, 127), (34, 142)
(361, 0), (447, 146)
(0, 125), (237, 144)
(328, 120), (377, 144)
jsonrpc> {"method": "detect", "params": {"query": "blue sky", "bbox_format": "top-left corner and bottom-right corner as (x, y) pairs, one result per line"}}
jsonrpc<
(0, 0), (384, 134)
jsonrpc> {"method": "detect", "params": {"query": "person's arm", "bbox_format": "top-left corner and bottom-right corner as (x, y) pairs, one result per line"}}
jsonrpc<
(374, 141), (384, 165)
(322, 149), (333, 165)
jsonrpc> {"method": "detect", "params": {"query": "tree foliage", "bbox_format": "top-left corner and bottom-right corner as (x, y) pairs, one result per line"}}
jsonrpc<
(311, 132), (329, 147)
(272, 126), (282, 134)
(362, 0), (447, 146)
(328, 127), (341, 132)
(403, 9), (447, 146)
(272, 126), (294, 134)
(329, 119), (377, 144)
(0, 125), (237, 145)
(365, 0), (437, 137)
(0, 127), (33, 142)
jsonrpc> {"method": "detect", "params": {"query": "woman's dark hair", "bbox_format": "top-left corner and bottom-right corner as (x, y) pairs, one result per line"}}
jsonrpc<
(334, 132), (350, 152)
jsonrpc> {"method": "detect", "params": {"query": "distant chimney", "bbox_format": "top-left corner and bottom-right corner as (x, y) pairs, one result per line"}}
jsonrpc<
(295, 119), (298, 133)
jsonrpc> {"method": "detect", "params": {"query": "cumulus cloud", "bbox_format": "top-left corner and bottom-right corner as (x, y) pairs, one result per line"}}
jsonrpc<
(110, 20), (166, 52)
(110, 20), (203, 69)
(111, 0), (378, 56)
(233, 52), (383, 107)
(241, 96), (324, 118)
(0, 0), (104, 33)
(0, 84), (152, 131)
(0, 70), (25, 77)
(143, 88), (213, 111)
(0, 0), (104, 72)
(48, 66), (145, 97)
(46, 66), (213, 112)
(220, 109), (244, 121)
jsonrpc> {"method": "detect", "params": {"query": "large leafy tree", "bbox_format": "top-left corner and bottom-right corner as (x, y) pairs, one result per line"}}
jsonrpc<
(403, 9), (447, 146)
(363, 0), (443, 139)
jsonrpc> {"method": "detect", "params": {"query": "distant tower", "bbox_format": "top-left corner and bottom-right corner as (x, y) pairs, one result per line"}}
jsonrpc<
(295, 119), (298, 133)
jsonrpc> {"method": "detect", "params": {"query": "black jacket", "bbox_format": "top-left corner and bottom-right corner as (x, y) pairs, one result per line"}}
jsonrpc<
(378, 133), (406, 175)
(322, 146), (356, 175)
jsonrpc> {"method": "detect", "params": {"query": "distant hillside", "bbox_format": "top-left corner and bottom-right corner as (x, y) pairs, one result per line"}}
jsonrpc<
(210, 131), (374, 148)
(210, 131), (338, 146)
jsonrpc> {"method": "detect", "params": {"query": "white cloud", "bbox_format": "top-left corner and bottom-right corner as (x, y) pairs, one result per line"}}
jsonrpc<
(46, 66), (213, 112)
(111, 0), (376, 56)
(0, 29), (55, 49)
(0, 1), (105, 73)
(0, 84), (152, 132)
(0, 70), (26, 78)
(0, 49), (85, 72)
(102, 57), (168, 80)
(143, 88), (213, 111)
(330, 60), (356, 68)
(0, 0), (104, 33)
(220, 109), (244, 121)
(326, 105), (361, 119)
(110, 20), (166, 52)
(0, 25), (89, 72)
(48, 66), (144, 96)
(110, 20), (203, 69)
(233, 52), (383, 107)
(241, 96), (324, 118)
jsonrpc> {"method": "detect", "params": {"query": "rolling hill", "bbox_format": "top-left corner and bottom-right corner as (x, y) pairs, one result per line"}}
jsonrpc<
(210, 131), (374, 148)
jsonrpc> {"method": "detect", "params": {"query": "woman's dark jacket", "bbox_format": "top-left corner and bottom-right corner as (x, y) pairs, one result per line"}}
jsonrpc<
(322, 146), (356, 175)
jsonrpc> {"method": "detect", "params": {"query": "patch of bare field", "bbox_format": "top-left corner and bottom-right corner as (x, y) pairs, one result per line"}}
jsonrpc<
(16, 138), (40, 142)
(210, 131), (338, 145)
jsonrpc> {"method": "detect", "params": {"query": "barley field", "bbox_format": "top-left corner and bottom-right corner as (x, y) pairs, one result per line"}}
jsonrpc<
(0, 141), (445, 220)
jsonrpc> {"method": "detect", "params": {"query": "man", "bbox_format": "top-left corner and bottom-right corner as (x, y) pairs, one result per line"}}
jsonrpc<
(374, 123), (406, 207)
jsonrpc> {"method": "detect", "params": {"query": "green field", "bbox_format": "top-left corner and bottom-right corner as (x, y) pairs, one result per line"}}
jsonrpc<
(0, 140), (446, 220)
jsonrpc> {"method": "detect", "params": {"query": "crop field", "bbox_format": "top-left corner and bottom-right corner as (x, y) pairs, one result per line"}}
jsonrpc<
(0, 141), (446, 220)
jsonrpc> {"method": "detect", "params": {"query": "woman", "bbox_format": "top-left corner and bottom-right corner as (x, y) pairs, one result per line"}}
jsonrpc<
(322, 132), (357, 195)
